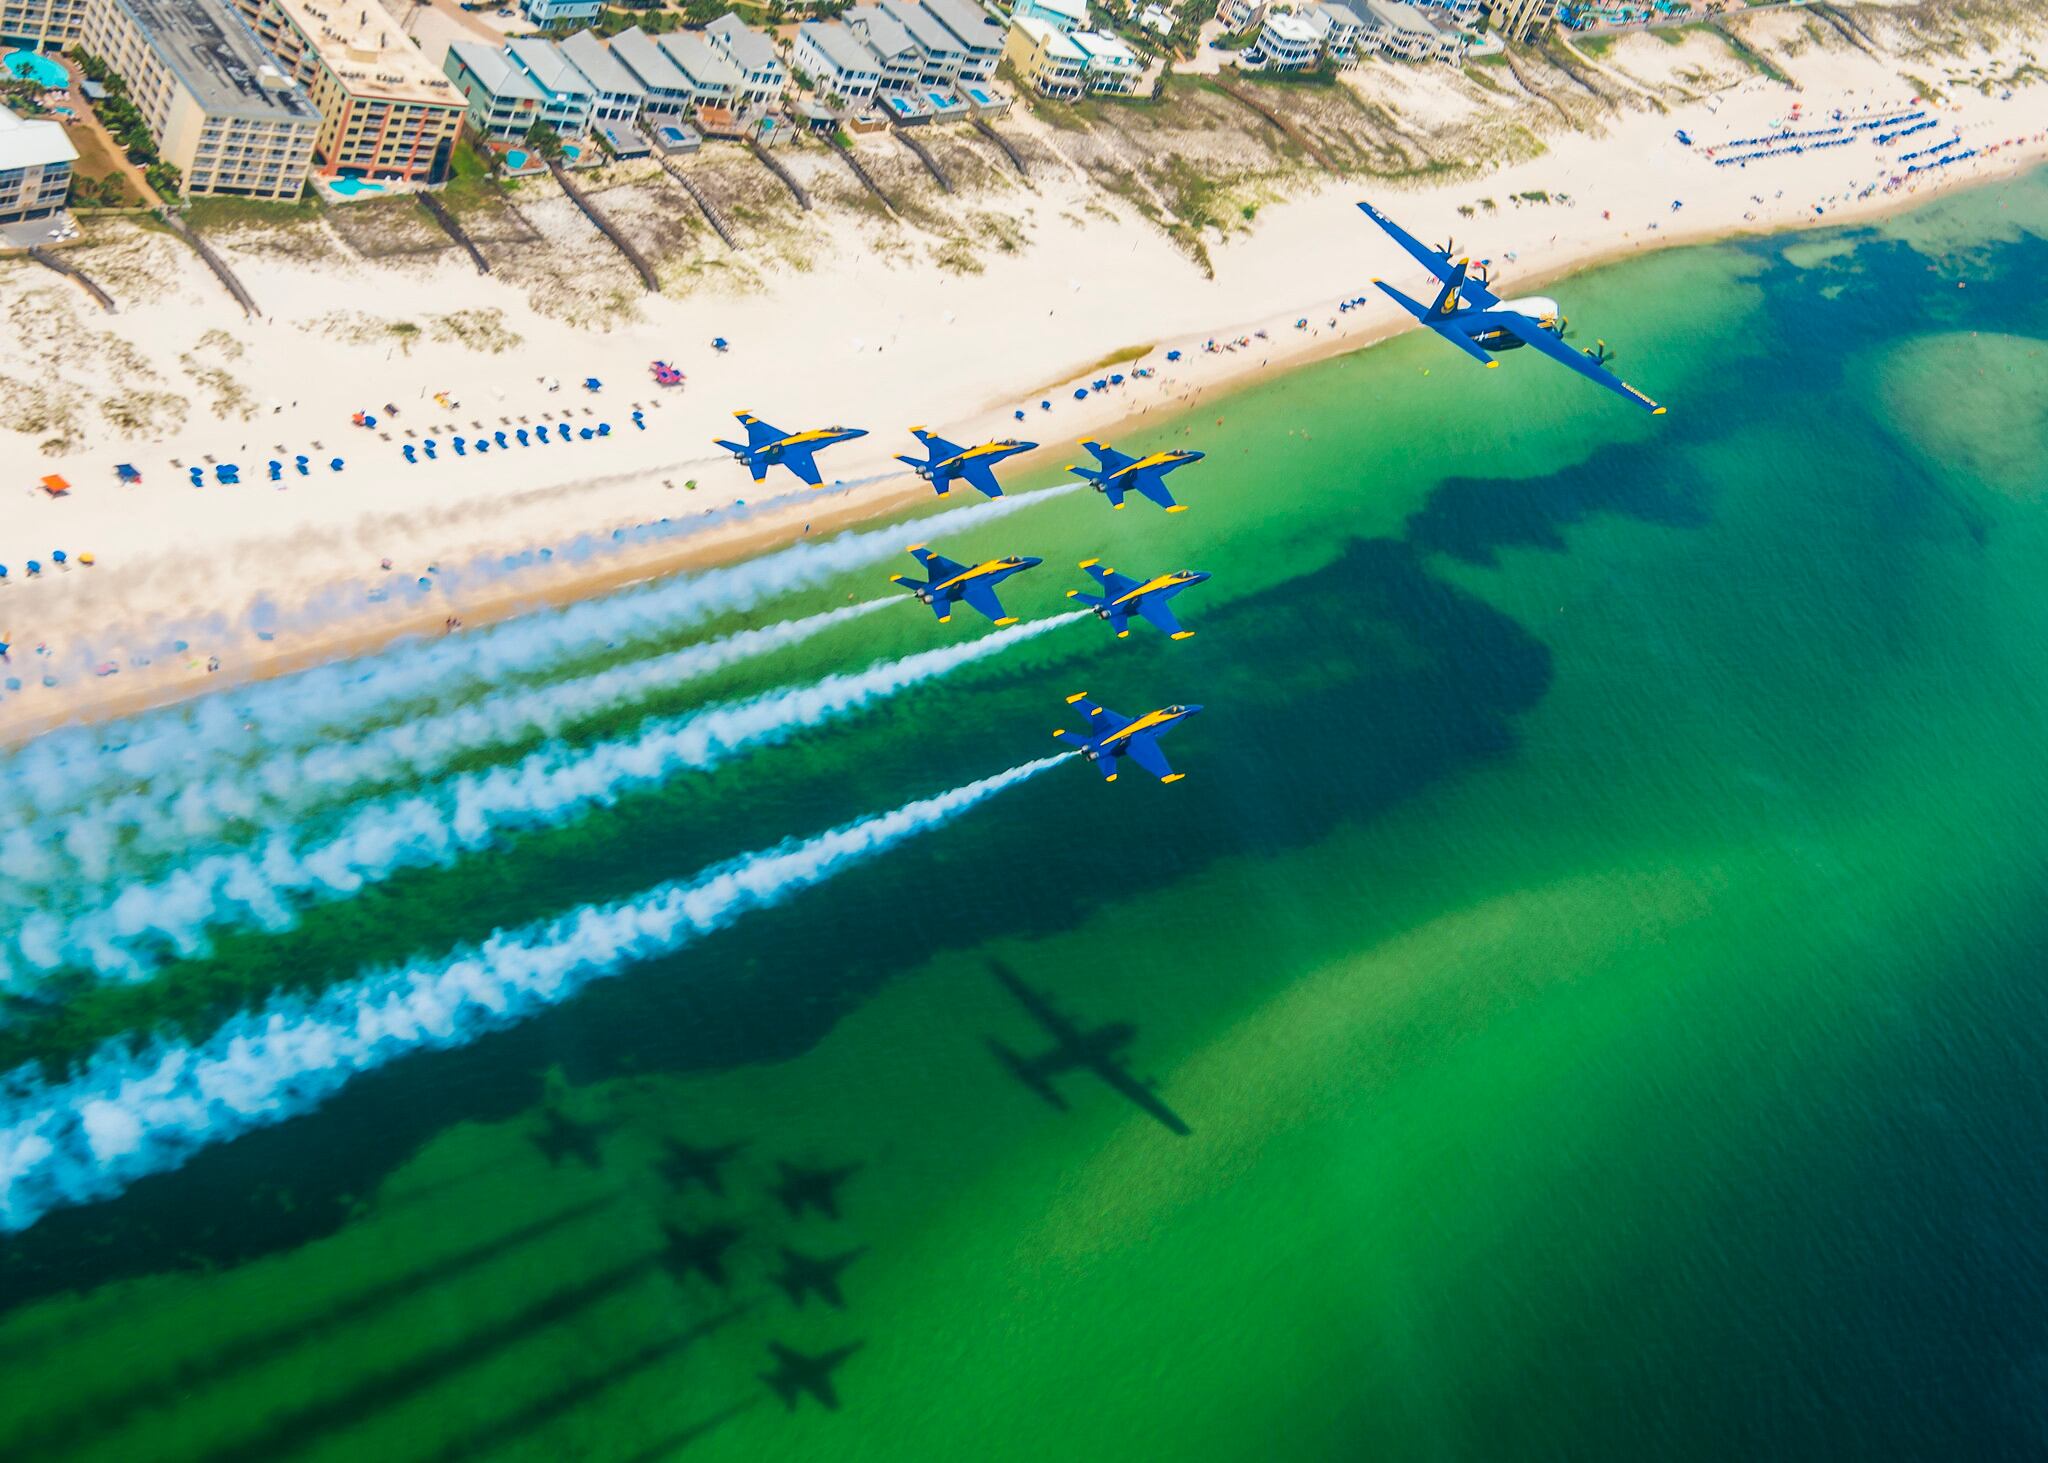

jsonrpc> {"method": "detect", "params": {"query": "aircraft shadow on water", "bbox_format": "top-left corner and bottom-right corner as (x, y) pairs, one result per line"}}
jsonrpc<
(771, 1244), (868, 1311)
(771, 1160), (864, 1222)
(983, 960), (1191, 1136)
(528, 1106), (613, 1169)
(660, 1137), (750, 1197)
(760, 1339), (864, 1412)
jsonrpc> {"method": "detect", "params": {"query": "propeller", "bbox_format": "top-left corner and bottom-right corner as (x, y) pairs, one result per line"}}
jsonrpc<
(1581, 338), (1618, 368)
(1436, 236), (1459, 259)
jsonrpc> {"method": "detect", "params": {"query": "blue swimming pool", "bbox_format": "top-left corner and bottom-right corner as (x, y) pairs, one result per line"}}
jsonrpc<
(505, 148), (530, 169)
(3, 49), (68, 88)
(328, 176), (384, 197)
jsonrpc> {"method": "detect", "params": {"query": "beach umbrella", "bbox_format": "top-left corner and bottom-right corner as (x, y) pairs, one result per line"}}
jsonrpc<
(329, 457), (344, 471)
(477, 440), (491, 454)
(579, 427), (594, 440)
(1166, 350), (1182, 361)
(1014, 410), (1025, 421)
(0, 565), (8, 579)
(26, 561), (40, 576)
(268, 460), (283, 479)
(1110, 373), (1124, 385)
(517, 428), (530, 445)
(630, 413), (644, 430)
(1073, 389), (1087, 400)
(712, 337), (729, 351)
(403, 445), (417, 463)
(597, 423), (611, 437)
(495, 431), (508, 448)
(52, 551), (66, 567)
(80, 553), (94, 566)
(116, 463), (141, 483)
(584, 378), (602, 392)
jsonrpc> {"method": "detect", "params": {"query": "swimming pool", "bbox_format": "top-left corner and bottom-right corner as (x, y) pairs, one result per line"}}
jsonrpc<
(328, 176), (385, 197)
(505, 148), (530, 169)
(3, 49), (68, 88)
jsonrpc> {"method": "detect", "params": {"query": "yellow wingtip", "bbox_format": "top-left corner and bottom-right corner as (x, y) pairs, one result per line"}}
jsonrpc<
(1166, 504), (1189, 513)
(1066, 692), (1089, 703)
(1077, 558), (1100, 569)
(994, 616), (1019, 627)
(937, 614), (951, 623)
(1161, 773), (1185, 785)
(1116, 630), (1129, 639)
(1653, 405), (1668, 415)
(1065, 589), (1080, 599)
(1171, 631), (1195, 640)
(1485, 360), (1500, 369)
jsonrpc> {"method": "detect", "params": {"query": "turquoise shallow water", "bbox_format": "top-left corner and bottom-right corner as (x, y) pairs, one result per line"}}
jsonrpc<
(2, 172), (2047, 1460)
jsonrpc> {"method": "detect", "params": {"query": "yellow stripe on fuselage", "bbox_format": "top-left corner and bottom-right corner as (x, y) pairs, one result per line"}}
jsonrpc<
(1100, 707), (1182, 745)
(1108, 451), (1190, 481)
(778, 427), (851, 447)
(931, 559), (1016, 594)
(1109, 572), (1190, 609)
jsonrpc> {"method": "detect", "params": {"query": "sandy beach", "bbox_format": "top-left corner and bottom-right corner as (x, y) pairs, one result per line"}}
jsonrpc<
(2, 1), (2044, 741)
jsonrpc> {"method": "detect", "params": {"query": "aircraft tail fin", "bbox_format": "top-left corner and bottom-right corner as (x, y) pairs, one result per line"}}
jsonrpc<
(1427, 258), (1471, 317)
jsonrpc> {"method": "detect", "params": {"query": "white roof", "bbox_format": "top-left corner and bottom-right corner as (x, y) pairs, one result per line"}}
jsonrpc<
(1319, 0), (1366, 24)
(659, 31), (744, 89)
(559, 29), (644, 97)
(1027, 0), (1089, 23)
(507, 39), (595, 98)
(798, 20), (883, 76)
(706, 13), (785, 74)
(1014, 17), (1085, 59)
(1070, 28), (1138, 63)
(1261, 8), (1321, 40)
(921, 0), (1005, 52)
(1363, 0), (1441, 35)
(446, 41), (546, 101)
(847, 5), (918, 60)
(0, 106), (78, 171)
(609, 26), (692, 92)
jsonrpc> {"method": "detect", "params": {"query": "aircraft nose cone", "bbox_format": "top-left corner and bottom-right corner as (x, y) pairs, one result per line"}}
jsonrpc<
(1020, 557), (1044, 569)
(1185, 571), (1211, 584)
(1182, 704), (1206, 717)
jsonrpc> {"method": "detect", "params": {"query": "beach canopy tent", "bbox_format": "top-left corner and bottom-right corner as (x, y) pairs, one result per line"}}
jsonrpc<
(39, 475), (69, 497)
(115, 463), (141, 483)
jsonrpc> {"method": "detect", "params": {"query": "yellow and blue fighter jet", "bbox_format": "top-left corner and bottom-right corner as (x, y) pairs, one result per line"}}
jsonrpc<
(896, 428), (1036, 498)
(1358, 200), (1666, 414)
(715, 411), (869, 486)
(1054, 692), (1203, 784)
(1067, 560), (1209, 641)
(1066, 438), (1204, 512)
(890, 545), (1042, 625)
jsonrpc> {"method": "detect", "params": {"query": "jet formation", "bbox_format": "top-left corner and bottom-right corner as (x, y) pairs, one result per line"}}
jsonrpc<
(1359, 199), (1666, 414)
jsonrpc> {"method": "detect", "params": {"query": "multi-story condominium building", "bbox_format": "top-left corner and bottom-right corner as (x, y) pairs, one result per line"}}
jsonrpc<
(1001, 15), (1081, 98)
(230, 0), (463, 182)
(520, 0), (597, 26)
(504, 37), (594, 135)
(1, 0), (89, 54)
(704, 14), (785, 107)
(876, 0), (963, 87)
(845, 4), (922, 94)
(1011, 0), (1086, 31)
(920, 0), (1003, 82)
(792, 19), (881, 108)
(441, 40), (543, 140)
(1416, 0), (1480, 18)
(1361, 0), (1464, 59)
(1487, 0), (1556, 40)
(0, 104), (75, 222)
(607, 25), (695, 116)
(558, 28), (643, 121)
(656, 30), (741, 109)
(1067, 27), (1140, 93)
(1315, 0), (1364, 58)
(81, 0), (320, 197)
(1250, 6), (1320, 67)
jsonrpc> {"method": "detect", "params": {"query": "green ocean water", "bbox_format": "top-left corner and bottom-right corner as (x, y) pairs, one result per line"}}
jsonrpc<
(3, 171), (2048, 1461)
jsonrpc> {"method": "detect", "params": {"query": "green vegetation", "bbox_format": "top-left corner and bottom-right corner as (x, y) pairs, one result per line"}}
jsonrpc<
(1898, 71), (1946, 103)
(182, 192), (320, 229)
(68, 47), (177, 196)
(1575, 33), (1615, 57)
(1710, 20), (1792, 86)
(524, 119), (567, 161)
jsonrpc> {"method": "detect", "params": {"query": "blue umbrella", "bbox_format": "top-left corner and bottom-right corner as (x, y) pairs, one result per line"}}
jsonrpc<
(583, 378), (602, 391)
(1166, 349), (1182, 361)
(1073, 388), (1087, 400)
(517, 428), (531, 445)
(453, 437), (467, 455)
(268, 460), (283, 480)
(1110, 373), (1124, 384)
(329, 457), (344, 471)
(1041, 400), (1051, 411)
(712, 337), (729, 351)
(597, 423), (611, 437)
(52, 550), (67, 566)
(579, 427), (594, 440)
(423, 439), (438, 458)
(403, 444), (417, 462)
(26, 561), (40, 575)
(477, 440), (491, 453)
(495, 431), (508, 447)
(1014, 410), (1025, 421)
(0, 566), (8, 580)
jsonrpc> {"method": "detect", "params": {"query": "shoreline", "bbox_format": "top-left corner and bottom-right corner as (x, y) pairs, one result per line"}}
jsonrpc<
(4, 47), (2046, 743)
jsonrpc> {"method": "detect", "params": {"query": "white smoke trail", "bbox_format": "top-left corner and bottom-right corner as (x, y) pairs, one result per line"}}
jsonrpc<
(11, 615), (1084, 982)
(0, 756), (1065, 1234)
(0, 483), (1079, 827)
(1, 599), (897, 894)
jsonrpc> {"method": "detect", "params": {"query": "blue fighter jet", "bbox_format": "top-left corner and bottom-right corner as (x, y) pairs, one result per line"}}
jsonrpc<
(896, 428), (1036, 498)
(1066, 438), (1204, 511)
(1358, 201), (1666, 415)
(890, 545), (1042, 625)
(715, 411), (869, 485)
(1054, 693), (1203, 784)
(1066, 560), (1209, 640)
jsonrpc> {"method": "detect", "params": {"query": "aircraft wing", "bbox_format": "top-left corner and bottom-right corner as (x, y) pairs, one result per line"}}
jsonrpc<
(1128, 468), (1183, 512)
(957, 458), (1005, 498)
(779, 445), (826, 485)
(1478, 312), (1665, 414)
(913, 427), (964, 460)
(1065, 693), (1132, 739)
(738, 413), (786, 450)
(1357, 202), (1500, 309)
(1086, 1058), (1192, 1136)
(909, 547), (969, 582)
(1134, 596), (1189, 639)
(1084, 562), (1142, 599)
(1123, 734), (1179, 783)
(958, 580), (1014, 625)
(1080, 438), (1133, 473)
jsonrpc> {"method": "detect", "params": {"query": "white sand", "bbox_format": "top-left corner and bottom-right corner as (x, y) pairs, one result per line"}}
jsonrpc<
(1, 12), (2045, 738)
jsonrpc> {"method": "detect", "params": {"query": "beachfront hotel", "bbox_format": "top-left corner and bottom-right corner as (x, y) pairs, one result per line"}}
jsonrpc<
(0, 103), (76, 223)
(79, 0), (319, 197)
(1, 0), (90, 52)
(229, 0), (464, 183)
